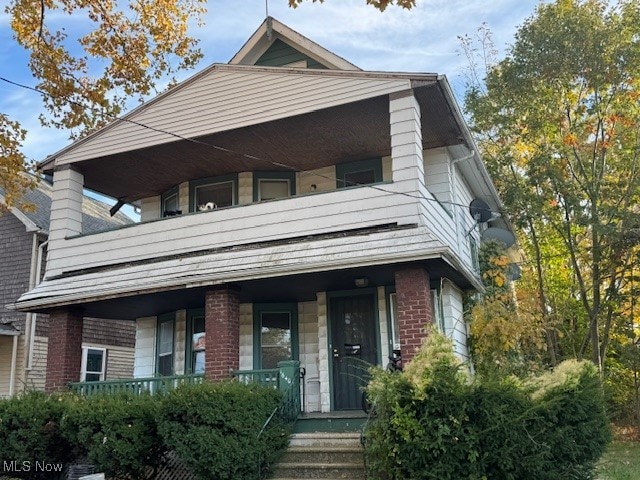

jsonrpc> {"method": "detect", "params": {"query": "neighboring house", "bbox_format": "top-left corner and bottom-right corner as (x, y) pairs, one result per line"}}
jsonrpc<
(0, 177), (135, 397)
(14, 18), (510, 412)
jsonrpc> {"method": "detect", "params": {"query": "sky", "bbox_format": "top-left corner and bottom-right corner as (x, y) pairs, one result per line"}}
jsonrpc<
(0, 0), (544, 214)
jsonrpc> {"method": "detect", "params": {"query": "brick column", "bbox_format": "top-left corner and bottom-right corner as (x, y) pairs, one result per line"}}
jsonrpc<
(394, 267), (434, 363)
(205, 287), (239, 381)
(45, 307), (83, 392)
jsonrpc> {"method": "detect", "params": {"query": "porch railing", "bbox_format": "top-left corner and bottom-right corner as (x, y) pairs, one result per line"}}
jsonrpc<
(231, 368), (279, 387)
(68, 373), (204, 396)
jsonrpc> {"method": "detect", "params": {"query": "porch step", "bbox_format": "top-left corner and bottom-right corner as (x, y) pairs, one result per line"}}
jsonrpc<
(271, 433), (365, 480)
(294, 412), (366, 433)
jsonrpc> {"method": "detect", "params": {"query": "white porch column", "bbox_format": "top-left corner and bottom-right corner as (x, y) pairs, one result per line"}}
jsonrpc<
(390, 90), (425, 195)
(9, 335), (18, 397)
(47, 166), (84, 277)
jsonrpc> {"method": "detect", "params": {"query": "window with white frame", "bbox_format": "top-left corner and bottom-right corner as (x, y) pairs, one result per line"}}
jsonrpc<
(157, 313), (175, 376)
(189, 175), (237, 212)
(253, 172), (296, 202)
(81, 347), (106, 382)
(388, 292), (400, 351)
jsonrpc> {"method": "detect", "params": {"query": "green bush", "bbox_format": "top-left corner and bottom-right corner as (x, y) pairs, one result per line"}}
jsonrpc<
(157, 380), (290, 480)
(0, 391), (74, 480)
(59, 392), (165, 479)
(363, 332), (610, 480)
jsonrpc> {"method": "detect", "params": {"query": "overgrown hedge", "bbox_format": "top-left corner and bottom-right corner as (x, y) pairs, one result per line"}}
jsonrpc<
(363, 332), (611, 480)
(0, 382), (290, 480)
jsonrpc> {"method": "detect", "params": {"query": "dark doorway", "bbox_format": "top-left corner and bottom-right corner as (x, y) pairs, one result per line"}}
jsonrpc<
(329, 292), (378, 410)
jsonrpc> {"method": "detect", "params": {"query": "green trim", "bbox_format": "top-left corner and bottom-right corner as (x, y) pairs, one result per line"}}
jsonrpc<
(336, 158), (382, 188)
(160, 186), (179, 217)
(326, 288), (380, 411)
(156, 312), (176, 376)
(255, 39), (327, 69)
(252, 171), (297, 202)
(188, 174), (238, 212)
(185, 308), (205, 374)
(252, 303), (299, 370)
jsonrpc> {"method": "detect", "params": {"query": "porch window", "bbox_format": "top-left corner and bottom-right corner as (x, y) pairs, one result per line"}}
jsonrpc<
(388, 292), (400, 351)
(253, 172), (296, 201)
(189, 174), (238, 212)
(187, 309), (206, 374)
(336, 158), (382, 188)
(81, 347), (106, 382)
(253, 303), (298, 369)
(161, 186), (180, 217)
(156, 313), (175, 376)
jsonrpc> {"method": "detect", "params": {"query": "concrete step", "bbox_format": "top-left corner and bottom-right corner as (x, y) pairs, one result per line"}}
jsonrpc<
(281, 446), (365, 464)
(288, 432), (362, 447)
(272, 462), (365, 479)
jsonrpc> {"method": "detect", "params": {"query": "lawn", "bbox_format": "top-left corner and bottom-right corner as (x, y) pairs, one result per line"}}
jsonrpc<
(597, 441), (640, 480)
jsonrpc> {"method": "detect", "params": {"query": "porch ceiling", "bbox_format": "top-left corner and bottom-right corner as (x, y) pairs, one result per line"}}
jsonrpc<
(61, 259), (471, 320)
(43, 84), (465, 203)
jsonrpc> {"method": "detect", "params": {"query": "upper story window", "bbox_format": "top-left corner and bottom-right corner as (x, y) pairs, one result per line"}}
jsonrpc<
(253, 172), (296, 202)
(161, 186), (180, 217)
(336, 158), (382, 188)
(189, 175), (238, 212)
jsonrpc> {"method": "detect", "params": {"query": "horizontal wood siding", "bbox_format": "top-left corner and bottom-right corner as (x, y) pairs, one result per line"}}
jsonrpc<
(174, 310), (186, 376)
(442, 281), (469, 361)
(238, 172), (253, 205)
(104, 345), (135, 380)
(134, 317), (156, 378)
(423, 147), (452, 214)
(23, 226), (445, 308)
(25, 336), (47, 392)
(297, 166), (336, 194)
(239, 303), (253, 370)
(56, 71), (411, 165)
(0, 337), (15, 397)
(140, 196), (160, 222)
(455, 173), (480, 270)
(46, 184), (420, 276)
(255, 39), (326, 69)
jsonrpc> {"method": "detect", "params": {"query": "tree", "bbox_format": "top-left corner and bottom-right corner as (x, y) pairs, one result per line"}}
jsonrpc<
(288, 0), (416, 11)
(0, 0), (205, 211)
(465, 0), (640, 371)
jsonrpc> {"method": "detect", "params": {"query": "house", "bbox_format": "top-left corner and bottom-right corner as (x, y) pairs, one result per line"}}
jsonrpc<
(0, 176), (135, 397)
(13, 18), (508, 412)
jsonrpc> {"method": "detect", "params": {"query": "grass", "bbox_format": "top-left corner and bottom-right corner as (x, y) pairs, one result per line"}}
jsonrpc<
(596, 441), (640, 480)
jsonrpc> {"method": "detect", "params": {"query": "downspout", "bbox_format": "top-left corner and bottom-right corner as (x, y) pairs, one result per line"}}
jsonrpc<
(22, 237), (48, 381)
(18, 233), (40, 390)
(9, 335), (18, 396)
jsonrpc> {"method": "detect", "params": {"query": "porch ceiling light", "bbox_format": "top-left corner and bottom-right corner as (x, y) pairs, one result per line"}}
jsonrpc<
(354, 277), (369, 288)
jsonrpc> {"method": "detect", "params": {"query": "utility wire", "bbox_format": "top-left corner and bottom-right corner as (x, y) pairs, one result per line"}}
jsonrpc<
(0, 75), (500, 218)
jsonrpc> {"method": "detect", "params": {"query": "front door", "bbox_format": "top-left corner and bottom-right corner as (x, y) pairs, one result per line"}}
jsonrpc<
(330, 293), (378, 410)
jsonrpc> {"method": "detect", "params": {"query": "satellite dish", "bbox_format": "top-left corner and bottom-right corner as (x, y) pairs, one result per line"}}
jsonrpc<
(469, 198), (493, 223)
(482, 227), (516, 248)
(506, 263), (522, 281)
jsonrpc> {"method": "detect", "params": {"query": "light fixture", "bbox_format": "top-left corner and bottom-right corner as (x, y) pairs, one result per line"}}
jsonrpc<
(354, 277), (369, 288)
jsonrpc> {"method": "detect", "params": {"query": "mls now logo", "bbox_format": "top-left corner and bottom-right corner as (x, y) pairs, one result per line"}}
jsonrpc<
(3, 460), (63, 473)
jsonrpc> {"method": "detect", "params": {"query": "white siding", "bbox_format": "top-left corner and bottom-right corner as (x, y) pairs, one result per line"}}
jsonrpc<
(238, 172), (253, 205)
(423, 147), (452, 213)
(134, 317), (156, 378)
(455, 171), (481, 271)
(239, 303), (253, 370)
(45, 182), (422, 278)
(55, 69), (412, 165)
(140, 196), (160, 222)
(441, 280), (469, 361)
(316, 292), (330, 413)
(382, 155), (392, 182)
(299, 301), (320, 412)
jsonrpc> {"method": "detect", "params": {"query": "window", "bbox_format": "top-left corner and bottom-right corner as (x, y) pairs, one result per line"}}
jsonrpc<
(253, 172), (296, 202)
(81, 347), (106, 382)
(432, 289), (445, 334)
(189, 175), (238, 212)
(156, 313), (175, 376)
(187, 309), (206, 374)
(161, 186), (180, 217)
(336, 158), (382, 188)
(253, 303), (298, 369)
(388, 292), (400, 351)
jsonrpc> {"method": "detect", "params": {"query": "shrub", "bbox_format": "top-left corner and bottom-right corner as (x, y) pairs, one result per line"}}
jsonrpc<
(157, 380), (290, 480)
(59, 392), (165, 479)
(363, 332), (610, 480)
(0, 391), (74, 480)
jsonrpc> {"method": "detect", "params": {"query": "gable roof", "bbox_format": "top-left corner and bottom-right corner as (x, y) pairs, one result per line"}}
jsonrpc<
(1, 176), (133, 235)
(230, 17), (360, 71)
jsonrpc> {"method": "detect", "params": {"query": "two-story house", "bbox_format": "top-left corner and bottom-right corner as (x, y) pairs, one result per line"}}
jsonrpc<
(1, 176), (135, 397)
(14, 18), (507, 412)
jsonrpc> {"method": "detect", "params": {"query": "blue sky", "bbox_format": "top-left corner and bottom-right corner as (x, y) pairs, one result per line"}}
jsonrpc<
(0, 0), (543, 215)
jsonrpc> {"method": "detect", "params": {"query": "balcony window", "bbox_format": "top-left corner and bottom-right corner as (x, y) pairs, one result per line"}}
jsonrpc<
(156, 313), (175, 376)
(187, 309), (206, 374)
(161, 186), (180, 217)
(253, 303), (298, 369)
(253, 172), (296, 202)
(336, 158), (382, 188)
(81, 347), (106, 382)
(189, 175), (238, 212)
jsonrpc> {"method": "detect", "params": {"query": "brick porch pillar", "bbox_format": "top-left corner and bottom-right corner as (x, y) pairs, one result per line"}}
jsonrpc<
(205, 287), (239, 381)
(394, 267), (434, 363)
(45, 307), (83, 392)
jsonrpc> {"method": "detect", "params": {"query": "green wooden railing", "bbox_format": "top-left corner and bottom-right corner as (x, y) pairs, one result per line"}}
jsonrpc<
(231, 368), (279, 387)
(68, 373), (204, 396)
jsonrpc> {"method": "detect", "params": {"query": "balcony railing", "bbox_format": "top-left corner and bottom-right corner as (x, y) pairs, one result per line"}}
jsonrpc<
(68, 373), (204, 396)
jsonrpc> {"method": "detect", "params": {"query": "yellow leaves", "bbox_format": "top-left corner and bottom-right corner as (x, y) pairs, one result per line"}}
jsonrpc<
(563, 132), (578, 146)
(0, 114), (37, 214)
(288, 0), (416, 10)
